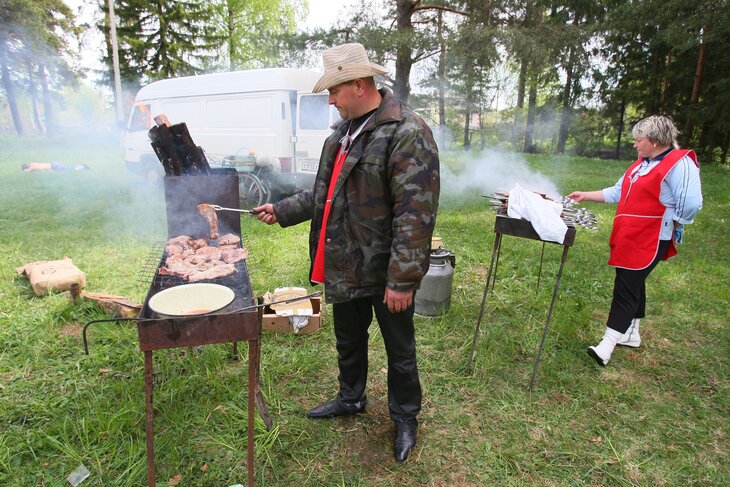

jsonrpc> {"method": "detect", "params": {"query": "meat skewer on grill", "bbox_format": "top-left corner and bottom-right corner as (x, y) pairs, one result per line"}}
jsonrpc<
(483, 191), (598, 230)
(197, 203), (219, 239)
(207, 204), (260, 215)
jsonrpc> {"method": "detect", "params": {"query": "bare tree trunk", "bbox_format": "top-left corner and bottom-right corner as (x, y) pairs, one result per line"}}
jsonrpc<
(523, 79), (537, 153)
(437, 10), (446, 150)
(516, 58), (527, 109)
(557, 11), (582, 154)
(512, 58), (527, 149)
(479, 111), (485, 151)
(615, 95), (625, 159)
(647, 48), (662, 114)
(39, 64), (55, 137)
(463, 105), (471, 150)
(28, 64), (45, 135)
(0, 37), (25, 136)
(556, 47), (575, 154)
(684, 27), (706, 147)
(228, 2), (235, 70)
(660, 52), (672, 112)
(394, 0), (416, 105)
(721, 136), (728, 165)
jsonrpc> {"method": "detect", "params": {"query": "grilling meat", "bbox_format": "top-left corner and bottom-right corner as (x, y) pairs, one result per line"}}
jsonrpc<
(218, 233), (240, 246)
(159, 234), (248, 281)
(188, 264), (237, 282)
(197, 203), (219, 239)
(221, 247), (249, 264)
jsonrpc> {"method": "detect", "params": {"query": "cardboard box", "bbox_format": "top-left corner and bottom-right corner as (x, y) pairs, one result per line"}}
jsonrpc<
(16, 257), (86, 296)
(262, 297), (322, 335)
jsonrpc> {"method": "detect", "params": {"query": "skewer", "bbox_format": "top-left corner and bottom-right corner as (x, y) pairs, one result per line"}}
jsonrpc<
(208, 205), (260, 215)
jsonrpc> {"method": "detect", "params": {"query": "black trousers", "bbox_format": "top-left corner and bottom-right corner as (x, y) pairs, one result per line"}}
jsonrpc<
(332, 295), (421, 422)
(606, 240), (671, 333)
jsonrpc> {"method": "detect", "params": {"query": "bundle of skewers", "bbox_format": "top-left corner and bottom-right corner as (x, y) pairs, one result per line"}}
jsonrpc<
(483, 190), (598, 231)
(559, 196), (598, 230)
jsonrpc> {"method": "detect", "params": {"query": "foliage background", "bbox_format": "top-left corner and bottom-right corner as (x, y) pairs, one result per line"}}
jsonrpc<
(2, 0), (729, 162)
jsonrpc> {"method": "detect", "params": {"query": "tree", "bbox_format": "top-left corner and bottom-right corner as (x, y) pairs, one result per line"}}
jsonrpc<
(597, 0), (730, 162)
(214, 0), (302, 71)
(98, 0), (217, 87)
(550, 1), (604, 154)
(502, 0), (557, 152)
(443, 1), (502, 150)
(0, 0), (78, 136)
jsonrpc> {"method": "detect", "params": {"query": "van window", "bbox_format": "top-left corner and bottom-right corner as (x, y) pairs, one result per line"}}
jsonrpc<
(299, 94), (330, 130)
(128, 103), (152, 132)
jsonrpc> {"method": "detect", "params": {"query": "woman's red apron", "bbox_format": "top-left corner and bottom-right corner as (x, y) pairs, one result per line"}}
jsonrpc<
(608, 149), (697, 270)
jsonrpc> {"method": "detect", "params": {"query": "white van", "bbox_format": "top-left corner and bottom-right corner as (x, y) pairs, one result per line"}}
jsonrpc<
(124, 68), (337, 194)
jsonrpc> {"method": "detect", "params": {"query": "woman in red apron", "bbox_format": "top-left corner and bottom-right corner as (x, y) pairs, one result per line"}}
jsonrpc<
(568, 115), (702, 366)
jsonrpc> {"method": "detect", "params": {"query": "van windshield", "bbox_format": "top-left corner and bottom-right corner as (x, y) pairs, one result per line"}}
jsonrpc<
(128, 103), (152, 132)
(299, 94), (330, 130)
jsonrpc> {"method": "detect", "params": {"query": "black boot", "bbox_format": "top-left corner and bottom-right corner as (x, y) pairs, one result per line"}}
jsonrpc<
(394, 419), (417, 462)
(306, 398), (366, 419)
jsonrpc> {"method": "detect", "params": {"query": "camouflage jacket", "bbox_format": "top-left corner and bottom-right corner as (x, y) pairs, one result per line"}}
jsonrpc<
(273, 88), (440, 303)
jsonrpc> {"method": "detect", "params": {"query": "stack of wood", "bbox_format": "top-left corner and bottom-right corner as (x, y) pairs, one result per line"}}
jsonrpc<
(147, 114), (211, 176)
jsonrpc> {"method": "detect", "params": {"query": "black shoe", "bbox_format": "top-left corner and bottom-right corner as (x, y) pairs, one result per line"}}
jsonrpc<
(394, 420), (417, 462)
(306, 399), (365, 419)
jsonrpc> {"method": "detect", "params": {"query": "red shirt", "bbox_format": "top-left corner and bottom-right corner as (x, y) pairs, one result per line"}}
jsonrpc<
(310, 147), (348, 283)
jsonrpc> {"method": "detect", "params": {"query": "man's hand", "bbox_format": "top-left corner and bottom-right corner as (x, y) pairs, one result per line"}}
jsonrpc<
(384, 288), (413, 314)
(253, 203), (277, 225)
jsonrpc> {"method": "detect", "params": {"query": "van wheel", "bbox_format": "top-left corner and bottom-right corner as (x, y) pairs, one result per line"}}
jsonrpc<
(238, 173), (266, 208)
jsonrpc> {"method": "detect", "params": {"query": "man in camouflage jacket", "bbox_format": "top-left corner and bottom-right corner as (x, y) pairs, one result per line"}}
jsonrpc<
(254, 43), (439, 463)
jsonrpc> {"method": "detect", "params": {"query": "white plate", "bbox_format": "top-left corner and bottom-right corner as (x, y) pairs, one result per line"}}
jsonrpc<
(148, 283), (235, 317)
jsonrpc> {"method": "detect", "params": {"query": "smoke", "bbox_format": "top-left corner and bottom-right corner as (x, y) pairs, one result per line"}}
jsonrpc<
(440, 148), (560, 204)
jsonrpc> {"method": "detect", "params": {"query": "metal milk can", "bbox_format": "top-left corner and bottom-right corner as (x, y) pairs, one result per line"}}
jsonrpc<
(414, 248), (456, 317)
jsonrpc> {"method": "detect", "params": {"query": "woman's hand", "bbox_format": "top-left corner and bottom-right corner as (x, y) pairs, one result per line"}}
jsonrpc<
(567, 190), (605, 203)
(567, 191), (587, 202)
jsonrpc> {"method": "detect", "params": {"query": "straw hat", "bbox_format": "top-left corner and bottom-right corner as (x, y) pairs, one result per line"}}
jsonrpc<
(312, 43), (388, 93)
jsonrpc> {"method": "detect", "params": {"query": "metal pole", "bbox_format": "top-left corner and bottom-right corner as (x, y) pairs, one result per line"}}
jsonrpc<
(528, 244), (570, 391)
(536, 242), (546, 295)
(144, 351), (156, 487)
(107, 0), (125, 124)
(490, 233), (502, 292)
(467, 232), (502, 373)
(248, 340), (257, 487)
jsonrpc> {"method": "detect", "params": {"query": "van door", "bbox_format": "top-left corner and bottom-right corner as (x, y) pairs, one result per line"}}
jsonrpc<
(295, 93), (335, 175)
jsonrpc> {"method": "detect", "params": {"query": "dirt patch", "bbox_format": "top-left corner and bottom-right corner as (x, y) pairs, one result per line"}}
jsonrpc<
(59, 322), (83, 337)
(330, 397), (395, 469)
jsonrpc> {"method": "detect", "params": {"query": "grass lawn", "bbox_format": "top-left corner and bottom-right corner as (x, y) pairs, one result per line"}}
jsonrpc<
(0, 132), (728, 486)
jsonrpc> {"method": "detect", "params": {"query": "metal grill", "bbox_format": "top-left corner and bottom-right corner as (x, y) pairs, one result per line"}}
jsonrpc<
(468, 192), (579, 390)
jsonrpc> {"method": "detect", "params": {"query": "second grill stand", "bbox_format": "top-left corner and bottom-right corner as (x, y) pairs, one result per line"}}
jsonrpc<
(467, 215), (576, 390)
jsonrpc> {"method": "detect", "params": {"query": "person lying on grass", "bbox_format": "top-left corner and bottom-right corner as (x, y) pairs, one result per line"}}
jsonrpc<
(21, 162), (90, 172)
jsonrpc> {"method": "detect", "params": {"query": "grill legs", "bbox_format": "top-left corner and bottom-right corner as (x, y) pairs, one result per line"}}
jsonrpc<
(144, 351), (155, 487)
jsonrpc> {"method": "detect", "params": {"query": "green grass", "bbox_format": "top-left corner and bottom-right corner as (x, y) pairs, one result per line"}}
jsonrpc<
(1, 132), (728, 486)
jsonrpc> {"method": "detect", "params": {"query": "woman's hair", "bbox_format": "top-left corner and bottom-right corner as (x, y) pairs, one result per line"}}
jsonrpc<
(632, 115), (679, 148)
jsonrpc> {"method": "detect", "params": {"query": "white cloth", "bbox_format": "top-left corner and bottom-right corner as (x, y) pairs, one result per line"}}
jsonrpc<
(507, 184), (568, 244)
